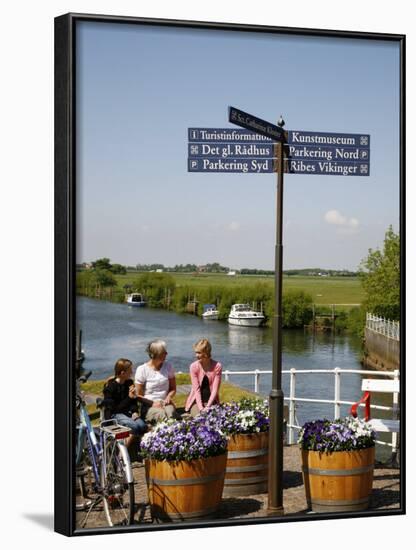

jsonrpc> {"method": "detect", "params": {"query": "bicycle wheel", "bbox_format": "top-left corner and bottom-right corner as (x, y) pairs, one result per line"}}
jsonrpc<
(101, 439), (135, 526)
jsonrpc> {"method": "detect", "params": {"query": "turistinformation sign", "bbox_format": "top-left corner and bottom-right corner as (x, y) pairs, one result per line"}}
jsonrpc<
(187, 128), (370, 176)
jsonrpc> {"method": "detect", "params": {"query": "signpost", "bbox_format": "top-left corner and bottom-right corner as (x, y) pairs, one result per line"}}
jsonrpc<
(187, 108), (371, 515)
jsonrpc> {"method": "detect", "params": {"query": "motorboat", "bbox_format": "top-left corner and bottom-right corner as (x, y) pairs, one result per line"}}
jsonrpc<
(228, 303), (265, 327)
(126, 292), (147, 307)
(202, 304), (219, 320)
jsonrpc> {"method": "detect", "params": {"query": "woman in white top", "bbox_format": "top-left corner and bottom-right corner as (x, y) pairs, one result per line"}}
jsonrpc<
(135, 339), (179, 422)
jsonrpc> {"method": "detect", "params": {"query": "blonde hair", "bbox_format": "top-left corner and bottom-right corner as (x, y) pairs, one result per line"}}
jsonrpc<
(193, 338), (212, 358)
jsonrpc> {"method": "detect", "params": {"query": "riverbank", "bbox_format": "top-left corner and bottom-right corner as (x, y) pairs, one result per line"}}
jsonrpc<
(77, 271), (364, 331)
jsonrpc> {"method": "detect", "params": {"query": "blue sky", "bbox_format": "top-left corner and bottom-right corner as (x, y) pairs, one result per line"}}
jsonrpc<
(76, 22), (400, 270)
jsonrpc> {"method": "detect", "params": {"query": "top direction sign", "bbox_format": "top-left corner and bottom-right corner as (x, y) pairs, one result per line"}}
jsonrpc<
(228, 106), (287, 142)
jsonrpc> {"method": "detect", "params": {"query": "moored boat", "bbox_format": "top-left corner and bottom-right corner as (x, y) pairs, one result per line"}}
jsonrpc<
(228, 304), (265, 327)
(126, 292), (147, 307)
(202, 304), (219, 320)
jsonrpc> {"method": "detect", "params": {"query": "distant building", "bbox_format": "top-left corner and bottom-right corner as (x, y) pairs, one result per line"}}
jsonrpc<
(227, 270), (237, 276)
(156, 269), (163, 273)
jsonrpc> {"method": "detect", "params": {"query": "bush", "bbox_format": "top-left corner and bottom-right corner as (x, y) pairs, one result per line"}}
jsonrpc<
(282, 290), (313, 328)
(346, 306), (366, 337)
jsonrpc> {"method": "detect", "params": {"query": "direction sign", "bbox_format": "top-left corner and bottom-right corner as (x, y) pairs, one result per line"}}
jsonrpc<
(286, 144), (370, 161)
(188, 143), (276, 158)
(188, 157), (370, 176)
(288, 130), (370, 148)
(188, 128), (275, 143)
(188, 158), (275, 173)
(228, 106), (287, 142)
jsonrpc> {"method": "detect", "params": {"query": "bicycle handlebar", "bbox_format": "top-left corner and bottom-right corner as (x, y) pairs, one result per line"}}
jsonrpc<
(78, 370), (92, 384)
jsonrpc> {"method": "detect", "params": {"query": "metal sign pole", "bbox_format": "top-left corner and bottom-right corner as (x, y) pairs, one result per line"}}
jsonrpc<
(268, 131), (286, 514)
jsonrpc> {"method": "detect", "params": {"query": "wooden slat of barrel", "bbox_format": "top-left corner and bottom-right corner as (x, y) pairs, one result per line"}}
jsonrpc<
(145, 453), (227, 520)
(302, 447), (375, 512)
(223, 432), (269, 497)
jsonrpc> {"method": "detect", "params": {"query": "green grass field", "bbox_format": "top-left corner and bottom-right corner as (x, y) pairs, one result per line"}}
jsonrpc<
(115, 272), (364, 306)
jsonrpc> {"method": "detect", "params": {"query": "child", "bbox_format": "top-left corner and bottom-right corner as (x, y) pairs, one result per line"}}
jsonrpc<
(103, 358), (147, 450)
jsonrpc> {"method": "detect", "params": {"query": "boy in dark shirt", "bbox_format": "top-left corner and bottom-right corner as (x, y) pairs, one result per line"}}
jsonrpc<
(103, 358), (147, 450)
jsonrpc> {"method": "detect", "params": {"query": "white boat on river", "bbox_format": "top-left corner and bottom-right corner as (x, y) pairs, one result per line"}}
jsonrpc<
(126, 292), (147, 307)
(228, 303), (265, 327)
(202, 304), (219, 320)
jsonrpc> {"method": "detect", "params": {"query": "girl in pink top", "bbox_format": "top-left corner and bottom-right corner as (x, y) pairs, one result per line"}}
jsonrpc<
(185, 338), (222, 417)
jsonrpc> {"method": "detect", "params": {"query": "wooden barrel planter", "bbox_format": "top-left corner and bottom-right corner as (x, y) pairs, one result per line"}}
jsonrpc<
(145, 453), (227, 520)
(223, 432), (269, 497)
(301, 447), (375, 513)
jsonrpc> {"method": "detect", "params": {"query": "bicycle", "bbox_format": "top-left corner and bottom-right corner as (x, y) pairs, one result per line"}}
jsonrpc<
(75, 370), (136, 527)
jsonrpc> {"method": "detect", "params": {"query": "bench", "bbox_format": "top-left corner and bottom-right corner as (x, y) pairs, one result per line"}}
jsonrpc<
(350, 378), (400, 435)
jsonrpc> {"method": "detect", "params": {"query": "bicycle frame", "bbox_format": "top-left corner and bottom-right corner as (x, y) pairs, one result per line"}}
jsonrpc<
(76, 403), (101, 487)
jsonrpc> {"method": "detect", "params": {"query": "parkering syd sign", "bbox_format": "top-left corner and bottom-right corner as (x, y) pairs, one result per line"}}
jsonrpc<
(187, 125), (370, 176)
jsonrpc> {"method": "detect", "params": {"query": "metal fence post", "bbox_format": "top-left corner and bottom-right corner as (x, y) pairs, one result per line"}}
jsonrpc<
(334, 368), (341, 419)
(225, 370), (229, 383)
(254, 369), (260, 394)
(288, 368), (296, 444)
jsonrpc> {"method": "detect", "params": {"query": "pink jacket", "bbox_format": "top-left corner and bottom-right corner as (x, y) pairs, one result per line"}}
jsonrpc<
(185, 360), (222, 412)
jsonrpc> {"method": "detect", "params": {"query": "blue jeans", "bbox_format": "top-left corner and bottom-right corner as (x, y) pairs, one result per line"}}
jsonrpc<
(113, 413), (147, 436)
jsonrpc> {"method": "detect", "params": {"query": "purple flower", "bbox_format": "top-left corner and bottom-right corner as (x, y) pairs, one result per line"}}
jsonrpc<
(298, 417), (376, 452)
(141, 418), (227, 462)
(200, 399), (269, 435)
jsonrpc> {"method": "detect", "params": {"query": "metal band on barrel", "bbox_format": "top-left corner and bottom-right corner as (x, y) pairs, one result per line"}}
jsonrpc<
(148, 472), (224, 486)
(228, 448), (268, 459)
(226, 464), (268, 473)
(311, 497), (370, 506)
(224, 475), (268, 485)
(302, 464), (374, 476)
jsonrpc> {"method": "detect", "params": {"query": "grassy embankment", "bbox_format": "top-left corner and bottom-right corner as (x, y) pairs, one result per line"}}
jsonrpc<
(115, 272), (364, 308)
(83, 373), (258, 424)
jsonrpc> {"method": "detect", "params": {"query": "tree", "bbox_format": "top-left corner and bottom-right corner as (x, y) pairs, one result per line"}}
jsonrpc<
(359, 226), (400, 320)
(92, 257), (112, 271)
(111, 263), (127, 275)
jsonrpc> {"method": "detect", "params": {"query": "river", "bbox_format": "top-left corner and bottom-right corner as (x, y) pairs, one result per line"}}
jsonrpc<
(76, 296), (368, 427)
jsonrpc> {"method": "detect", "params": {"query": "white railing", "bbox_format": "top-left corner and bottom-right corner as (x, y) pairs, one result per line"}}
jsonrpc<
(366, 312), (400, 341)
(221, 367), (400, 453)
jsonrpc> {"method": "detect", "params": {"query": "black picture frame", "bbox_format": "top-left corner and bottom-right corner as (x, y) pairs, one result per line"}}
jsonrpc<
(55, 12), (405, 537)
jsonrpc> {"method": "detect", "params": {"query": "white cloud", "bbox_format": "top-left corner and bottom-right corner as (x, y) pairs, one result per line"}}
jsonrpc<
(324, 210), (359, 233)
(227, 221), (241, 232)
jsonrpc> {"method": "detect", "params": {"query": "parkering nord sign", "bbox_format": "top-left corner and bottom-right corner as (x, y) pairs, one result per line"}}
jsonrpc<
(187, 128), (370, 175)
